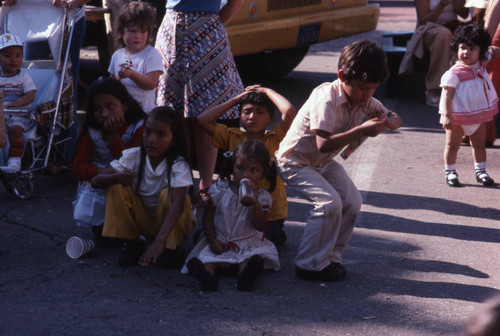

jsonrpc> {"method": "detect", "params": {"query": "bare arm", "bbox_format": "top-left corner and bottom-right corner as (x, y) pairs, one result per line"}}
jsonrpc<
(219, 0), (244, 25)
(250, 200), (268, 231)
(197, 90), (247, 135)
(315, 117), (388, 153)
(139, 187), (189, 266)
(5, 90), (36, 108)
(415, 0), (451, 24)
(118, 68), (162, 90)
(452, 0), (468, 19)
(202, 201), (226, 254)
(490, 46), (500, 57)
(485, 0), (500, 37)
(441, 87), (455, 130)
(251, 86), (296, 134)
(385, 111), (402, 130)
(90, 168), (134, 188)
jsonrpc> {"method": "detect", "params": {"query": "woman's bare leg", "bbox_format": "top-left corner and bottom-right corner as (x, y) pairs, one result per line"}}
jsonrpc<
(190, 118), (217, 191)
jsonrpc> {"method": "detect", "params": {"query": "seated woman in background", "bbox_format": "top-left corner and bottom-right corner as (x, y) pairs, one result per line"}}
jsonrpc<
(399, 0), (469, 107)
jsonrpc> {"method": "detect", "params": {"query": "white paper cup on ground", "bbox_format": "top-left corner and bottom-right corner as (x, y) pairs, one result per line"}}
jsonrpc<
(66, 236), (95, 259)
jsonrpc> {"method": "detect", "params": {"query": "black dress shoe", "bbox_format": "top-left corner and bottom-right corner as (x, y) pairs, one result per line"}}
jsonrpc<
(476, 171), (495, 186)
(445, 171), (461, 187)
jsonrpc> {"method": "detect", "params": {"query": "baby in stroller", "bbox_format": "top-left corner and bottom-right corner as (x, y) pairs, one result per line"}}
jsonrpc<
(0, 33), (36, 172)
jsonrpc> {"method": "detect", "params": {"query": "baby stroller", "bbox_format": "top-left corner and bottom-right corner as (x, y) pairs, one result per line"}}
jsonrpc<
(0, 1), (82, 198)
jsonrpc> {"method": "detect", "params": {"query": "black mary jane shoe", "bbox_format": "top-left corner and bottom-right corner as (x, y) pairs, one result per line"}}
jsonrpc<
(476, 171), (495, 187)
(445, 171), (461, 188)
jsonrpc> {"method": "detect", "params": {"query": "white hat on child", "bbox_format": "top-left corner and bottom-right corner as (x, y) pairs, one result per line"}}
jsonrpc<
(0, 33), (23, 51)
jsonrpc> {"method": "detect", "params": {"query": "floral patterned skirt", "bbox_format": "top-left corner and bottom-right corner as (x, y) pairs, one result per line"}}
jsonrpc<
(155, 10), (243, 119)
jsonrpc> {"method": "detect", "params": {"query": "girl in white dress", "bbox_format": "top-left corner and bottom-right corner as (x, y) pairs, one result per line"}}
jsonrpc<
(182, 140), (280, 291)
(439, 24), (500, 187)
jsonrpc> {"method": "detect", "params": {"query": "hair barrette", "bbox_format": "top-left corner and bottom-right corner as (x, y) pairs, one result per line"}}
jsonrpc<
(351, 70), (368, 81)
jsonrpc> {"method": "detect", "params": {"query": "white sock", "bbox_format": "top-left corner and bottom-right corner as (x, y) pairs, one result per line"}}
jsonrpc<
(474, 162), (486, 171)
(445, 164), (457, 172)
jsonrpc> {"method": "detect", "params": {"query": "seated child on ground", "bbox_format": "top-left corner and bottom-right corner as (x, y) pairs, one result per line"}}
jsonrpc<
(72, 78), (145, 236)
(0, 33), (36, 172)
(276, 40), (402, 282)
(197, 85), (296, 246)
(107, 1), (163, 113)
(91, 107), (195, 268)
(182, 140), (280, 292)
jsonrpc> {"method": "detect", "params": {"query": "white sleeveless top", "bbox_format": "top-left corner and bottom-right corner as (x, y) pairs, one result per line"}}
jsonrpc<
(429, 0), (457, 25)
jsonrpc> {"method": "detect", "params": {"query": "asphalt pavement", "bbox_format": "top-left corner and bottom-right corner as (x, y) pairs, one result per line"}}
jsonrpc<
(1, 3), (499, 336)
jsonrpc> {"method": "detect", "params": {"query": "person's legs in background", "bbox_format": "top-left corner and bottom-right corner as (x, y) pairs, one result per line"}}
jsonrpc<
(423, 25), (453, 106)
(486, 25), (500, 146)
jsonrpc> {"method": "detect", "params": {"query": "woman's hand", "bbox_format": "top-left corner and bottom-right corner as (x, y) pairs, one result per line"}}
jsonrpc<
(139, 240), (164, 267)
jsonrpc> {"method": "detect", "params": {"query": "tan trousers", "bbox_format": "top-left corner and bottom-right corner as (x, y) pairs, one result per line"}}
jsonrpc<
(278, 160), (362, 271)
(423, 24), (453, 91)
(102, 184), (194, 250)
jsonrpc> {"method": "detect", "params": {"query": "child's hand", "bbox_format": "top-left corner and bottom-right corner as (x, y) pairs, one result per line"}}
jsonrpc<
(385, 111), (402, 130)
(103, 114), (126, 134)
(208, 239), (226, 254)
(139, 240), (164, 267)
(118, 66), (133, 79)
(118, 169), (134, 186)
(441, 115), (454, 130)
(366, 110), (385, 120)
(360, 117), (388, 137)
(244, 84), (262, 92)
(489, 46), (500, 58)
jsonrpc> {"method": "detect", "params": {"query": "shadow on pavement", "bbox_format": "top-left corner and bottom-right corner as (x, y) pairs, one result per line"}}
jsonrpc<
(362, 190), (500, 223)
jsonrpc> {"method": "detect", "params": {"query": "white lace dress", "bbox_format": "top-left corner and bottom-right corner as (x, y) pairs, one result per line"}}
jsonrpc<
(181, 180), (280, 273)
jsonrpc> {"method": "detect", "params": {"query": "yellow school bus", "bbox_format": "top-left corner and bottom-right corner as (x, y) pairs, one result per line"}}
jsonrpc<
(226, 0), (380, 77)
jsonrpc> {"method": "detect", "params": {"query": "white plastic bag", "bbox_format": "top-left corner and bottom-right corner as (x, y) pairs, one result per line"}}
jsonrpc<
(73, 183), (106, 227)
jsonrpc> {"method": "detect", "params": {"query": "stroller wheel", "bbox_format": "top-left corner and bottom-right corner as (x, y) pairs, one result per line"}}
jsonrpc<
(12, 175), (34, 199)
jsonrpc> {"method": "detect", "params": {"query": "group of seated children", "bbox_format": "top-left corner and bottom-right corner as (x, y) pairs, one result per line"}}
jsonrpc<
(0, 22), (404, 291)
(68, 39), (402, 293)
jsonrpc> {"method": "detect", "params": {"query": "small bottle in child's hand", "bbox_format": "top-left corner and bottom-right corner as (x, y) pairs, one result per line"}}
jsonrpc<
(239, 178), (254, 206)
